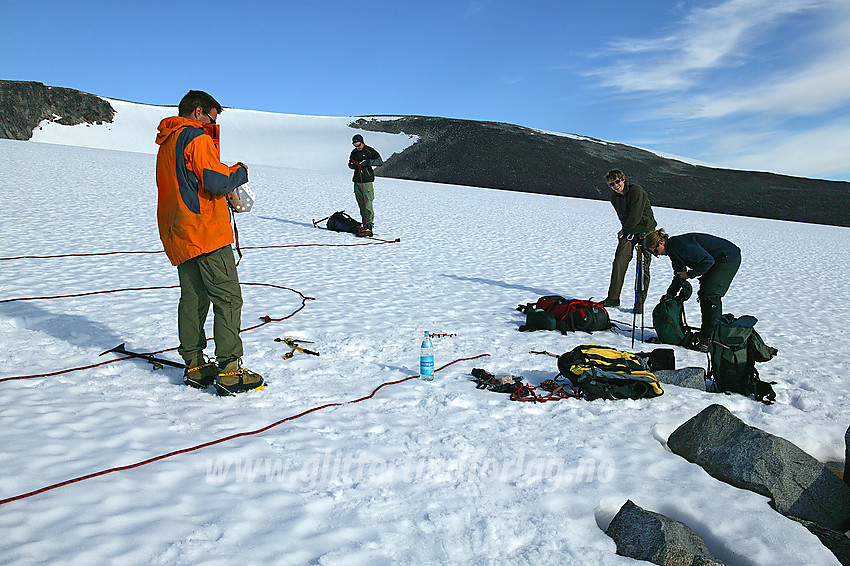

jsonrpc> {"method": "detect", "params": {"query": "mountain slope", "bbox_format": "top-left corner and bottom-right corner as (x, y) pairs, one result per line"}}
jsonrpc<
(2, 80), (847, 227)
(356, 115), (850, 227)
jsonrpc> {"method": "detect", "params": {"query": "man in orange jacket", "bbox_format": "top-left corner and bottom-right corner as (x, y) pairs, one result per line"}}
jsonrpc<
(156, 90), (263, 396)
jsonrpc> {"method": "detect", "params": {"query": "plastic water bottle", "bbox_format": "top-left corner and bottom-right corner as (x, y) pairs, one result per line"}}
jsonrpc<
(420, 331), (434, 380)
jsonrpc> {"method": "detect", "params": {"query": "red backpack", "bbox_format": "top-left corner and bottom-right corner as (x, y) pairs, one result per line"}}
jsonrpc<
(518, 296), (611, 333)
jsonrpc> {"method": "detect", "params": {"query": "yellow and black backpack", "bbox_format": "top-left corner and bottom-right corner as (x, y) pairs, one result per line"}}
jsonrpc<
(557, 344), (664, 400)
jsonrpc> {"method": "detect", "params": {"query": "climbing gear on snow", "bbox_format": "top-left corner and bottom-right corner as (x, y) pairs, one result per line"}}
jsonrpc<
(471, 369), (578, 402)
(274, 337), (320, 359)
(100, 343), (185, 370)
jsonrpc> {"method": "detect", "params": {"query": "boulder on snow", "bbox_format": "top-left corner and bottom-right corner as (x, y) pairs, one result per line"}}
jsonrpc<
(667, 404), (850, 531)
(654, 367), (706, 391)
(605, 499), (727, 566)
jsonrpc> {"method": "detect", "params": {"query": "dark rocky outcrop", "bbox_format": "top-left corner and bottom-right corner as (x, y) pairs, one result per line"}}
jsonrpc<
(0, 80), (114, 140)
(667, 404), (850, 531)
(605, 500), (727, 565)
(354, 116), (850, 227)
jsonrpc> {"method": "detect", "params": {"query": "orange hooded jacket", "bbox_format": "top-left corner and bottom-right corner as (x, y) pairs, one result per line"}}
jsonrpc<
(155, 116), (248, 266)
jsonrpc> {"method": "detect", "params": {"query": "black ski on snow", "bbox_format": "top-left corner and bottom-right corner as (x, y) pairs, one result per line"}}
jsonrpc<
(100, 343), (185, 369)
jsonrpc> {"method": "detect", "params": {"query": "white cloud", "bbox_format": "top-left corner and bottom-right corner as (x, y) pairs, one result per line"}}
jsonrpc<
(583, 0), (850, 179)
(690, 58), (850, 119)
(706, 120), (850, 179)
(589, 0), (836, 94)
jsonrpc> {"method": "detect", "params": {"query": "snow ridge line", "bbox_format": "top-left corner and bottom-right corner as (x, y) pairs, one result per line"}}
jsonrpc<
(0, 282), (314, 382)
(0, 353), (490, 506)
(0, 239), (401, 261)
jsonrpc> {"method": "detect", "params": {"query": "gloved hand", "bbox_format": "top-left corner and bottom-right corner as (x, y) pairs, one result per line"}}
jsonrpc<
(660, 293), (672, 302)
(676, 271), (689, 280)
(360, 159), (369, 167)
(348, 159), (358, 169)
(236, 161), (248, 171)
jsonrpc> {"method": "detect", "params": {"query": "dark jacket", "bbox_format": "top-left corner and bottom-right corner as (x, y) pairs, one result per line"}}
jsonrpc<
(349, 145), (383, 183)
(611, 180), (656, 236)
(666, 233), (741, 278)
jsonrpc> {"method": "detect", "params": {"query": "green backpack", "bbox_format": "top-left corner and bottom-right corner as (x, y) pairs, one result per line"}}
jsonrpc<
(708, 314), (778, 404)
(652, 280), (699, 348)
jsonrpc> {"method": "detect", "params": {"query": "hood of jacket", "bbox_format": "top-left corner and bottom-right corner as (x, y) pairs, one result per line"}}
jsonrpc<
(156, 116), (219, 148)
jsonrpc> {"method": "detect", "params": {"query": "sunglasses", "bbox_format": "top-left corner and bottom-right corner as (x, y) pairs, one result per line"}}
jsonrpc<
(608, 178), (624, 188)
(353, 141), (362, 146)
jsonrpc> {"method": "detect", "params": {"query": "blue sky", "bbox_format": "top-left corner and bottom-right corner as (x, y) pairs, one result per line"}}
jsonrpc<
(2, 0), (849, 181)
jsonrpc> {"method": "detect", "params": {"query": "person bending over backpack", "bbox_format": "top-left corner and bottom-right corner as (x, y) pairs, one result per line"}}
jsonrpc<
(644, 229), (741, 351)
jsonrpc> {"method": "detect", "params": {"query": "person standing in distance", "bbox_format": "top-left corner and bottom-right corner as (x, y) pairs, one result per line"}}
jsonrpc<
(600, 169), (657, 314)
(155, 89), (263, 396)
(348, 134), (383, 237)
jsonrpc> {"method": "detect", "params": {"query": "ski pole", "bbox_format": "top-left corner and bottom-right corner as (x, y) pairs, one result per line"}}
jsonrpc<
(631, 242), (640, 348)
(638, 244), (646, 344)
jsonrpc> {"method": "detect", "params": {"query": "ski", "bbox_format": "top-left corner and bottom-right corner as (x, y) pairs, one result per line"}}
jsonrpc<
(100, 343), (185, 369)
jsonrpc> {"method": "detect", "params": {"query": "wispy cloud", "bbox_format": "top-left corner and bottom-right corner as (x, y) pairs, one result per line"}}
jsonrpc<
(682, 33), (850, 119)
(590, 0), (830, 93)
(584, 0), (850, 180)
(707, 120), (850, 179)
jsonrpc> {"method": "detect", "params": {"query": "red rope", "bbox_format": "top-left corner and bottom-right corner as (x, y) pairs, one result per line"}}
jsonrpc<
(0, 353), (489, 506)
(0, 240), (400, 261)
(0, 283), (314, 383)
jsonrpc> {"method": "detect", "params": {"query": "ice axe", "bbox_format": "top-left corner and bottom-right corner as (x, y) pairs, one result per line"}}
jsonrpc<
(274, 337), (320, 359)
(100, 343), (185, 370)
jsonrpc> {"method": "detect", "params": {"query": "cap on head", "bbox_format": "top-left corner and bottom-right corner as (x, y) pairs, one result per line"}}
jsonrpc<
(352, 134), (364, 144)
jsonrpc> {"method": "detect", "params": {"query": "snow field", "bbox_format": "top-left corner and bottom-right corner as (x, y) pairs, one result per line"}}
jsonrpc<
(0, 138), (846, 564)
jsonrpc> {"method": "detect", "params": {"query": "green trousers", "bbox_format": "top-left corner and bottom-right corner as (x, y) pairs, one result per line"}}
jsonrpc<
(697, 256), (741, 335)
(354, 182), (375, 229)
(176, 245), (243, 365)
(606, 236), (652, 305)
